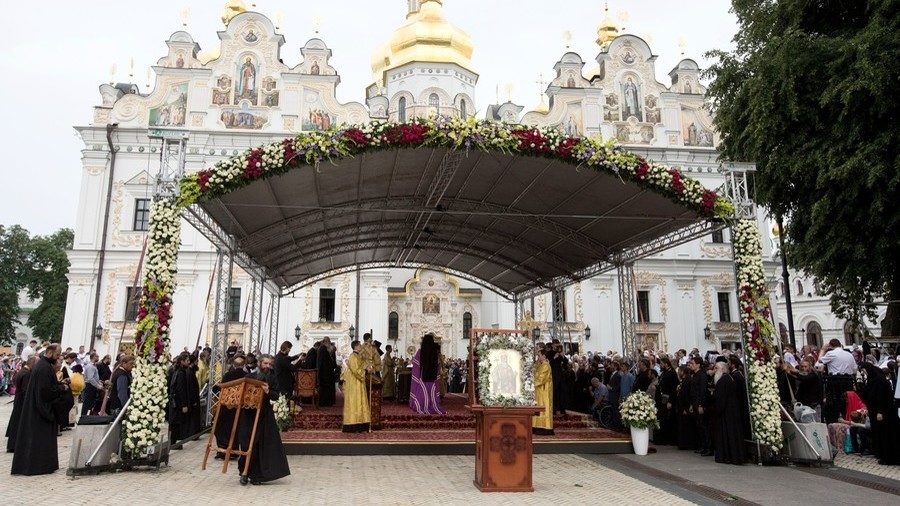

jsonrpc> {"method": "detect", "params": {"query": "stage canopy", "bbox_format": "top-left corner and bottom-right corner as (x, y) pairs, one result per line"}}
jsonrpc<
(195, 147), (713, 298)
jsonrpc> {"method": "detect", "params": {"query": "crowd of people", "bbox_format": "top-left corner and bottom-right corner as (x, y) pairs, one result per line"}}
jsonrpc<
(4, 341), (135, 475)
(534, 338), (899, 466)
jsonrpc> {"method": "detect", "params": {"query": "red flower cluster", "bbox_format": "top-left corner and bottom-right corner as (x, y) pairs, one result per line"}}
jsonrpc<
(669, 168), (685, 194)
(244, 148), (263, 179)
(282, 138), (297, 166)
(197, 169), (212, 192)
(556, 137), (579, 159)
(700, 190), (717, 214)
(511, 129), (552, 154)
(635, 160), (650, 180)
(384, 123), (428, 145)
(342, 127), (369, 146)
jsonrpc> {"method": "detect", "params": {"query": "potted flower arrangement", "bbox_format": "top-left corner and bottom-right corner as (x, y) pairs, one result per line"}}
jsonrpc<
(619, 391), (659, 455)
(271, 394), (292, 432)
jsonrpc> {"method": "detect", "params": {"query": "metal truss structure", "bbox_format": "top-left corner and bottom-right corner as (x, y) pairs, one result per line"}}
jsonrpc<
(617, 262), (637, 359)
(150, 130), (187, 199)
(205, 250), (233, 425)
(281, 261), (515, 299)
(266, 293), (280, 354)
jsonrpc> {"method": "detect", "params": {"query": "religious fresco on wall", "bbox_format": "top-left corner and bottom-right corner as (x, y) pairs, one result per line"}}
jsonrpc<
(301, 87), (335, 131)
(615, 122), (654, 144)
(234, 55), (259, 106)
(603, 94), (620, 122)
(681, 108), (714, 147)
(261, 77), (279, 107)
(422, 294), (440, 314)
(620, 76), (642, 121)
(644, 95), (661, 124)
(212, 75), (231, 106)
(559, 106), (582, 136)
(220, 103), (268, 129)
(148, 83), (188, 127)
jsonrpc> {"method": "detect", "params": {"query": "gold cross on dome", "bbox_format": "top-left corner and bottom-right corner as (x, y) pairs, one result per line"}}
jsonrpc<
(313, 15), (323, 35)
(562, 30), (573, 49)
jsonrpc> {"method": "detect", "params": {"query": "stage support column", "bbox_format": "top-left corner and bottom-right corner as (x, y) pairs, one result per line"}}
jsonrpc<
(267, 293), (281, 354)
(616, 262), (637, 360)
(359, 270), (391, 346)
(206, 249), (233, 424)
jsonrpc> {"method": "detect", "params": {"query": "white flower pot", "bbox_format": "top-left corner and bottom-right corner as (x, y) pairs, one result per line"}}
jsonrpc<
(630, 426), (650, 456)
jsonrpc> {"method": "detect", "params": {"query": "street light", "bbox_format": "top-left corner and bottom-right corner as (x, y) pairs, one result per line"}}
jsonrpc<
(584, 325), (591, 340)
(294, 324), (301, 341)
(703, 325), (712, 340)
(533, 327), (541, 340)
(348, 325), (356, 339)
(94, 324), (103, 342)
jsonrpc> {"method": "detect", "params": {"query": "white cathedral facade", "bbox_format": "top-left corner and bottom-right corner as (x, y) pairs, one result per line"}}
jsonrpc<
(60, 1), (859, 361)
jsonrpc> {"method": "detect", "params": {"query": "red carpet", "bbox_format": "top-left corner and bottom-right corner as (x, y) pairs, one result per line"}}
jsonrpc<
(282, 393), (626, 443)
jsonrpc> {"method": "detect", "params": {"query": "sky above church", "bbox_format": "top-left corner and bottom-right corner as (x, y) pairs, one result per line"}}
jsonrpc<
(1, 0), (737, 235)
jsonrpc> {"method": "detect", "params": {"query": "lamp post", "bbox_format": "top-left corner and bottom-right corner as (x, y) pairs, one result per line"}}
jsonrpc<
(533, 327), (541, 340)
(584, 325), (591, 340)
(93, 324), (103, 347)
(294, 324), (301, 341)
(703, 325), (712, 341)
(776, 214), (797, 349)
(348, 325), (356, 340)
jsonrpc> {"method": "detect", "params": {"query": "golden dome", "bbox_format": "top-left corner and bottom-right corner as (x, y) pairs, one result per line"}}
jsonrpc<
(596, 4), (619, 48)
(222, 0), (247, 26)
(372, 0), (475, 84)
(198, 47), (220, 65)
(534, 95), (549, 113)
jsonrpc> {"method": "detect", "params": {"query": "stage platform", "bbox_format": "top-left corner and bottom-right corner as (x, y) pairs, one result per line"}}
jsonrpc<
(282, 393), (631, 455)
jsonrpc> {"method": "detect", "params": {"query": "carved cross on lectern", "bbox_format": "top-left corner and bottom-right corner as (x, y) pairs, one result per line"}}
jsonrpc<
(490, 423), (526, 464)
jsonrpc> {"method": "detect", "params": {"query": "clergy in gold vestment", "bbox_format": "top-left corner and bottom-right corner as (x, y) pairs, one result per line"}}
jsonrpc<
(532, 353), (554, 435)
(381, 345), (396, 399)
(360, 333), (382, 373)
(342, 341), (371, 433)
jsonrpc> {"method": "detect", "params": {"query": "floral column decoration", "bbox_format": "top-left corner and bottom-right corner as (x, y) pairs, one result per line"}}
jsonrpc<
(732, 218), (783, 451)
(122, 198), (181, 457)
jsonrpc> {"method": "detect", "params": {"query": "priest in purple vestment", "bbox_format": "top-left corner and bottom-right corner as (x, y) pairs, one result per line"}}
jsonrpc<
(409, 333), (445, 415)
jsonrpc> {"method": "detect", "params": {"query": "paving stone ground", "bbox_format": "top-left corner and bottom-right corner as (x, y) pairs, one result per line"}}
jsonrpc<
(0, 399), (693, 506)
(834, 452), (900, 481)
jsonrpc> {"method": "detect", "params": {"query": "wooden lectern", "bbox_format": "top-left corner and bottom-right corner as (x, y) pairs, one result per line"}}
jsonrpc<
(202, 377), (267, 478)
(466, 328), (542, 492)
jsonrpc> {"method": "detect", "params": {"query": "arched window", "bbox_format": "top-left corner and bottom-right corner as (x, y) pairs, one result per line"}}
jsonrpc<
(398, 97), (407, 122)
(429, 93), (440, 114)
(462, 311), (472, 339)
(795, 279), (804, 296)
(805, 321), (822, 348)
(388, 311), (399, 340)
(459, 99), (467, 118)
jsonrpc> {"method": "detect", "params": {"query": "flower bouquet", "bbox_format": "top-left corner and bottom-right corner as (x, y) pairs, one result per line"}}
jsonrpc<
(271, 394), (292, 432)
(619, 391), (658, 456)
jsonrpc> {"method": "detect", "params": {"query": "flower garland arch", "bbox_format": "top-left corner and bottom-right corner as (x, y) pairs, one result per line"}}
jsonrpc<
(123, 117), (781, 454)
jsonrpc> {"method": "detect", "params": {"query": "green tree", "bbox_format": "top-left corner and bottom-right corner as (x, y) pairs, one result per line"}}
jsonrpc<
(0, 225), (32, 344)
(705, 0), (900, 335)
(25, 228), (74, 342)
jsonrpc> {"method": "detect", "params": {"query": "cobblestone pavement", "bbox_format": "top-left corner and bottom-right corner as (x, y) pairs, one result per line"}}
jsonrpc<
(0, 399), (694, 506)
(834, 452), (900, 481)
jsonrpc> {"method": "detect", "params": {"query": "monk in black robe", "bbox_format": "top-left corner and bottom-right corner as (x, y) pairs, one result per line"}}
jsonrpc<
(860, 362), (900, 465)
(317, 338), (337, 407)
(168, 353), (195, 446)
(711, 362), (745, 465)
(5, 357), (35, 452)
(187, 355), (203, 438)
(274, 341), (301, 398)
(237, 355), (290, 485)
(655, 358), (678, 445)
(546, 342), (568, 414)
(212, 356), (248, 458)
(675, 366), (697, 450)
(11, 345), (67, 475)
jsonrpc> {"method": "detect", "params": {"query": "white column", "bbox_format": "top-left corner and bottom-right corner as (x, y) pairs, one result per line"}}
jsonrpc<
(359, 270), (392, 343)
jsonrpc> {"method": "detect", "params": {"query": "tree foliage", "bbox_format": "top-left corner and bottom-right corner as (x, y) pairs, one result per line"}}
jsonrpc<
(0, 225), (73, 344)
(705, 0), (900, 334)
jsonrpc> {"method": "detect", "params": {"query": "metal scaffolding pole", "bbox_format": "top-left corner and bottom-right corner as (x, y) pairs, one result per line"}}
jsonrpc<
(247, 279), (264, 355)
(267, 293), (281, 354)
(551, 287), (565, 342)
(617, 262), (637, 360)
(206, 249), (233, 424)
